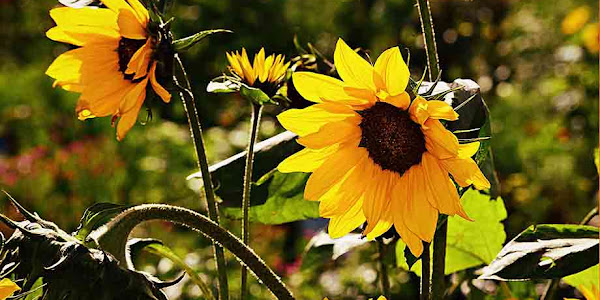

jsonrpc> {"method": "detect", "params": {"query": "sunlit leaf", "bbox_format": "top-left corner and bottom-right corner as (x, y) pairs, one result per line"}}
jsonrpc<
(479, 224), (599, 280)
(564, 265), (599, 297)
(240, 84), (275, 105)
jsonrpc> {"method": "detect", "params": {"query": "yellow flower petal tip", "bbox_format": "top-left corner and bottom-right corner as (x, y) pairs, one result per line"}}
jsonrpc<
(0, 278), (20, 299)
(226, 47), (289, 93)
(277, 38), (490, 256)
(45, 0), (171, 140)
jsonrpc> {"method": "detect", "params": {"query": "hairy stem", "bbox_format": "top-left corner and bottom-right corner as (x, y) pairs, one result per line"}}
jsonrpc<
(416, 0), (440, 81)
(241, 103), (263, 299)
(541, 206), (598, 300)
(174, 54), (229, 300)
(96, 204), (294, 299)
(377, 240), (390, 298)
(432, 215), (448, 299)
(420, 243), (431, 300)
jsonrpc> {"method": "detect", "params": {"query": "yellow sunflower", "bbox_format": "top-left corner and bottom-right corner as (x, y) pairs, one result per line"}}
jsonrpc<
(46, 0), (171, 140)
(277, 38), (490, 256)
(226, 48), (289, 96)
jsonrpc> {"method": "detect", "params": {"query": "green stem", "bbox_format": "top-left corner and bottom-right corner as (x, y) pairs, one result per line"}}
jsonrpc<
(416, 0), (440, 81)
(173, 54), (229, 300)
(377, 240), (390, 298)
(94, 204), (294, 300)
(540, 206), (599, 300)
(241, 103), (263, 299)
(420, 243), (431, 300)
(416, 0), (443, 298)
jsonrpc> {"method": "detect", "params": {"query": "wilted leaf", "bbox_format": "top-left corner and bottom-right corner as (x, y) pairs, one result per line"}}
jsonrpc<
(206, 78), (240, 94)
(396, 190), (507, 276)
(74, 203), (127, 241)
(128, 238), (214, 300)
(172, 29), (231, 52)
(479, 224), (599, 280)
(222, 172), (319, 224)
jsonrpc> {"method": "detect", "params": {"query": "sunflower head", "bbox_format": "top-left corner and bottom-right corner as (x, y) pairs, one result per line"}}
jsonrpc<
(226, 48), (290, 97)
(277, 38), (491, 256)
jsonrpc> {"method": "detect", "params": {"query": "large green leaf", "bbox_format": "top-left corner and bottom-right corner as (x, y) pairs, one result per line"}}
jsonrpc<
(396, 190), (507, 276)
(479, 224), (599, 280)
(222, 172), (319, 224)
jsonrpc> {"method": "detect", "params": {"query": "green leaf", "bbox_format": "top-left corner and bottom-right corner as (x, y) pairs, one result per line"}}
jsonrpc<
(564, 265), (599, 296)
(240, 84), (275, 105)
(172, 29), (232, 52)
(446, 189), (507, 274)
(479, 224), (599, 280)
(128, 238), (214, 300)
(396, 190), (507, 276)
(74, 203), (127, 241)
(206, 78), (240, 94)
(594, 148), (599, 174)
(222, 172), (319, 224)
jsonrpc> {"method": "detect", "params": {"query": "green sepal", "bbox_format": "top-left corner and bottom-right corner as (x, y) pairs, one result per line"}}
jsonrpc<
(173, 29), (232, 52)
(240, 84), (277, 105)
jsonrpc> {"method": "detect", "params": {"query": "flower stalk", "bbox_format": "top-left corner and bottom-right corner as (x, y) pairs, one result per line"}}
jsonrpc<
(377, 239), (390, 298)
(415, 0), (443, 298)
(241, 102), (263, 299)
(173, 54), (229, 300)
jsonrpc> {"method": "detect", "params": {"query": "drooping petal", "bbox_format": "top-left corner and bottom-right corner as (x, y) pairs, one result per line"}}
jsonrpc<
(363, 171), (395, 239)
(292, 72), (370, 105)
(373, 46), (410, 96)
(421, 152), (468, 218)
(278, 144), (339, 173)
(440, 157), (491, 190)
(390, 181), (424, 257)
(458, 142), (480, 159)
(116, 79), (148, 140)
(328, 197), (366, 239)
(118, 76), (148, 114)
(149, 62), (171, 103)
(125, 38), (152, 79)
(77, 80), (134, 118)
(362, 169), (392, 235)
(334, 38), (376, 91)
(318, 157), (371, 217)
(296, 117), (362, 149)
(304, 146), (368, 200)
(409, 97), (458, 126)
(402, 166), (438, 243)
(277, 102), (358, 136)
(423, 119), (459, 159)
(117, 8), (146, 39)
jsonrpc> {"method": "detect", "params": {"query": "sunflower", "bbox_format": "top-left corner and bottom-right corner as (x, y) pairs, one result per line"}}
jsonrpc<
(46, 0), (172, 140)
(226, 48), (289, 97)
(277, 38), (490, 256)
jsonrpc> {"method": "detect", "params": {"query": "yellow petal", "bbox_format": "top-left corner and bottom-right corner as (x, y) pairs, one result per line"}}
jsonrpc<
(318, 157), (370, 217)
(328, 197), (366, 238)
(278, 144), (339, 173)
(402, 166), (438, 242)
(440, 157), (491, 190)
(458, 142), (480, 159)
(0, 278), (20, 299)
(362, 169), (392, 234)
(334, 38), (376, 90)
(253, 48), (266, 81)
(150, 62), (171, 103)
(227, 52), (243, 77)
(364, 172), (395, 240)
(304, 146), (367, 200)
(77, 79), (134, 118)
(390, 183), (424, 257)
(125, 39), (152, 79)
(421, 152), (468, 218)
(116, 79), (148, 140)
(126, 0), (149, 24)
(49, 7), (118, 29)
(381, 92), (410, 110)
(260, 54), (275, 83)
(277, 102), (358, 136)
(423, 119), (459, 159)
(240, 48), (255, 85)
(119, 77), (148, 114)
(373, 46), (410, 96)
(101, 0), (131, 13)
(46, 42), (119, 87)
(117, 8), (146, 39)
(296, 117), (361, 149)
(410, 97), (458, 126)
(292, 72), (369, 105)
(46, 26), (119, 46)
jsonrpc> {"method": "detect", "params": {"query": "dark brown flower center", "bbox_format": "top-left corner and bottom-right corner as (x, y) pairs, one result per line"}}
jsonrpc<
(117, 38), (147, 76)
(358, 101), (426, 175)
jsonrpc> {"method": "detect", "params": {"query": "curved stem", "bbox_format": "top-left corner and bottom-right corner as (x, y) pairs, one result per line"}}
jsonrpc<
(420, 243), (431, 300)
(241, 103), (263, 299)
(377, 240), (390, 298)
(96, 204), (294, 300)
(173, 54), (229, 300)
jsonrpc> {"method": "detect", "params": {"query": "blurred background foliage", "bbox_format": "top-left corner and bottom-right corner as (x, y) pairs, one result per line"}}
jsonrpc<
(0, 0), (597, 299)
